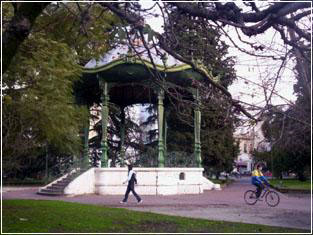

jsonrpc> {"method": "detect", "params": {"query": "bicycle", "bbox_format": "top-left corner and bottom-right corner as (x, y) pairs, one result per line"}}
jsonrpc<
(244, 184), (280, 207)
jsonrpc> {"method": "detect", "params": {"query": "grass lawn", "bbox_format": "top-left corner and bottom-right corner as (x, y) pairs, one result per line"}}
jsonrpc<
(2, 199), (309, 233)
(269, 179), (311, 190)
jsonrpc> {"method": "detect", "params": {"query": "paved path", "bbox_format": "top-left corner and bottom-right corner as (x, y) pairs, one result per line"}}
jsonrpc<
(2, 177), (311, 230)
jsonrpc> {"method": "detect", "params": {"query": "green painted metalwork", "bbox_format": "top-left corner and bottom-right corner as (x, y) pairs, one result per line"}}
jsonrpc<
(194, 108), (202, 167)
(80, 50), (221, 168)
(100, 80), (109, 167)
(193, 89), (202, 167)
(119, 106), (126, 166)
(83, 58), (193, 74)
(83, 115), (90, 169)
(164, 110), (168, 158)
(157, 89), (165, 167)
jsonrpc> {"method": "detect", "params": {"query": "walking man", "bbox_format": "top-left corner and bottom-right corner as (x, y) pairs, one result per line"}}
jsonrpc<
(120, 164), (142, 204)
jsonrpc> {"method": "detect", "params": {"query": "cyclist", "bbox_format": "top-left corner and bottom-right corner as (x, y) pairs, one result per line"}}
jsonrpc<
(251, 163), (270, 200)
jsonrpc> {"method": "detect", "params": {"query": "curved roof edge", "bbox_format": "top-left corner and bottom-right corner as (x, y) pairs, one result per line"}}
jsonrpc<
(82, 44), (220, 83)
(82, 58), (192, 74)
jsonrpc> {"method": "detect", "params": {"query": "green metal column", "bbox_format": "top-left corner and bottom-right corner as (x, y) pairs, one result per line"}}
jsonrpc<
(194, 89), (202, 167)
(163, 110), (168, 158)
(157, 89), (165, 167)
(119, 106), (126, 166)
(100, 81), (109, 168)
(83, 114), (90, 169)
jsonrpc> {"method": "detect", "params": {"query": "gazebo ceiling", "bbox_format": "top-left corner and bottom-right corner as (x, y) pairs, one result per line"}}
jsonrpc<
(78, 43), (211, 106)
(109, 85), (158, 107)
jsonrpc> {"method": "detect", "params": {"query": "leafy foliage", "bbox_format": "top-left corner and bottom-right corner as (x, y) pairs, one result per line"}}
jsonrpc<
(2, 2), (119, 179)
(35, 3), (120, 64)
(2, 33), (87, 177)
(164, 7), (236, 88)
(162, 10), (239, 174)
(166, 151), (196, 167)
(133, 147), (158, 167)
(89, 104), (145, 167)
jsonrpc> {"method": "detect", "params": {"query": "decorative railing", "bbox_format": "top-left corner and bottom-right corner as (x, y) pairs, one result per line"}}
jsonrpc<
(43, 156), (91, 184)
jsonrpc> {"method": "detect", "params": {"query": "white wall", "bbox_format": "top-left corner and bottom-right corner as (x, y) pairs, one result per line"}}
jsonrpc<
(95, 167), (219, 195)
(64, 168), (95, 195)
(61, 167), (219, 196)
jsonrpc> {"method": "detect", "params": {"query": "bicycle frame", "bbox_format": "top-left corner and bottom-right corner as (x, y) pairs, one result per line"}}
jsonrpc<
(245, 184), (280, 207)
(260, 185), (270, 198)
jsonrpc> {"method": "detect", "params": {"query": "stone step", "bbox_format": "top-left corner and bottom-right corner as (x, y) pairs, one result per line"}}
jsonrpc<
(58, 179), (72, 183)
(38, 168), (88, 196)
(47, 185), (65, 190)
(40, 188), (64, 193)
(52, 182), (69, 187)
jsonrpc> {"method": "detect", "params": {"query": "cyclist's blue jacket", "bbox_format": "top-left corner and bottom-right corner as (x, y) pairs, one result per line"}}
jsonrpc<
(251, 170), (270, 186)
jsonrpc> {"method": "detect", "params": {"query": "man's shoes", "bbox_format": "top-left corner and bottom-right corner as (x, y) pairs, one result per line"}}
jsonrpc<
(137, 200), (143, 204)
(120, 201), (126, 204)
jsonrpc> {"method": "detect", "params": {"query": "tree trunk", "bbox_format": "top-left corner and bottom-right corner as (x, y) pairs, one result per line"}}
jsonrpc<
(3, 2), (50, 74)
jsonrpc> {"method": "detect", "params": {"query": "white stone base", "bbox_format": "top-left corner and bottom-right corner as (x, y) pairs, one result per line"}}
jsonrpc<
(64, 168), (95, 195)
(62, 167), (220, 195)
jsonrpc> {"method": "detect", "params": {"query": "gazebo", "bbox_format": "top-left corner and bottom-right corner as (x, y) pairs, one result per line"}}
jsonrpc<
(39, 42), (220, 196)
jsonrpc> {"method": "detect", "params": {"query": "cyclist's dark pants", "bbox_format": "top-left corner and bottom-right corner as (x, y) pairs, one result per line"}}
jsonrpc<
(253, 182), (264, 198)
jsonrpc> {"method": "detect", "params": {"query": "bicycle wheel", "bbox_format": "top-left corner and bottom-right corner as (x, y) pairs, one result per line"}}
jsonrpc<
(265, 191), (280, 207)
(244, 190), (258, 205)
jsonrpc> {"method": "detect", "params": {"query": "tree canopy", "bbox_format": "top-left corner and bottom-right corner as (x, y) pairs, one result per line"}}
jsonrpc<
(2, 2), (311, 179)
(2, 2), (119, 178)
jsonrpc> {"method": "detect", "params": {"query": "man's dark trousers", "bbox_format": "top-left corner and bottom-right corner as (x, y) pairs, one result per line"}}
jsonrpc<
(122, 184), (141, 202)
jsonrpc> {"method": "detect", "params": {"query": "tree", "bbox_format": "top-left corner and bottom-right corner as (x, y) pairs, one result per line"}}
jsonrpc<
(2, 32), (87, 177)
(100, 2), (311, 119)
(4, 2), (311, 108)
(258, 40), (311, 181)
(164, 9), (239, 175)
(130, 10), (240, 173)
(2, 2), (50, 74)
(99, 2), (310, 177)
(260, 74), (311, 180)
(2, 2), (119, 179)
(2, 2), (311, 177)
(88, 104), (146, 167)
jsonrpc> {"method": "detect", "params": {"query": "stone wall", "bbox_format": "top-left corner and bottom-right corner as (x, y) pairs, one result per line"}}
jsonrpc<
(64, 167), (219, 195)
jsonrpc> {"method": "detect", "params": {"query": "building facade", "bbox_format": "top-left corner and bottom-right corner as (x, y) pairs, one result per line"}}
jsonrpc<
(233, 120), (270, 174)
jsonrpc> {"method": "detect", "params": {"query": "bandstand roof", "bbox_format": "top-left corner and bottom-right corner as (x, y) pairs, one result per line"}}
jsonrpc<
(77, 43), (212, 107)
(84, 44), (188, 71)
